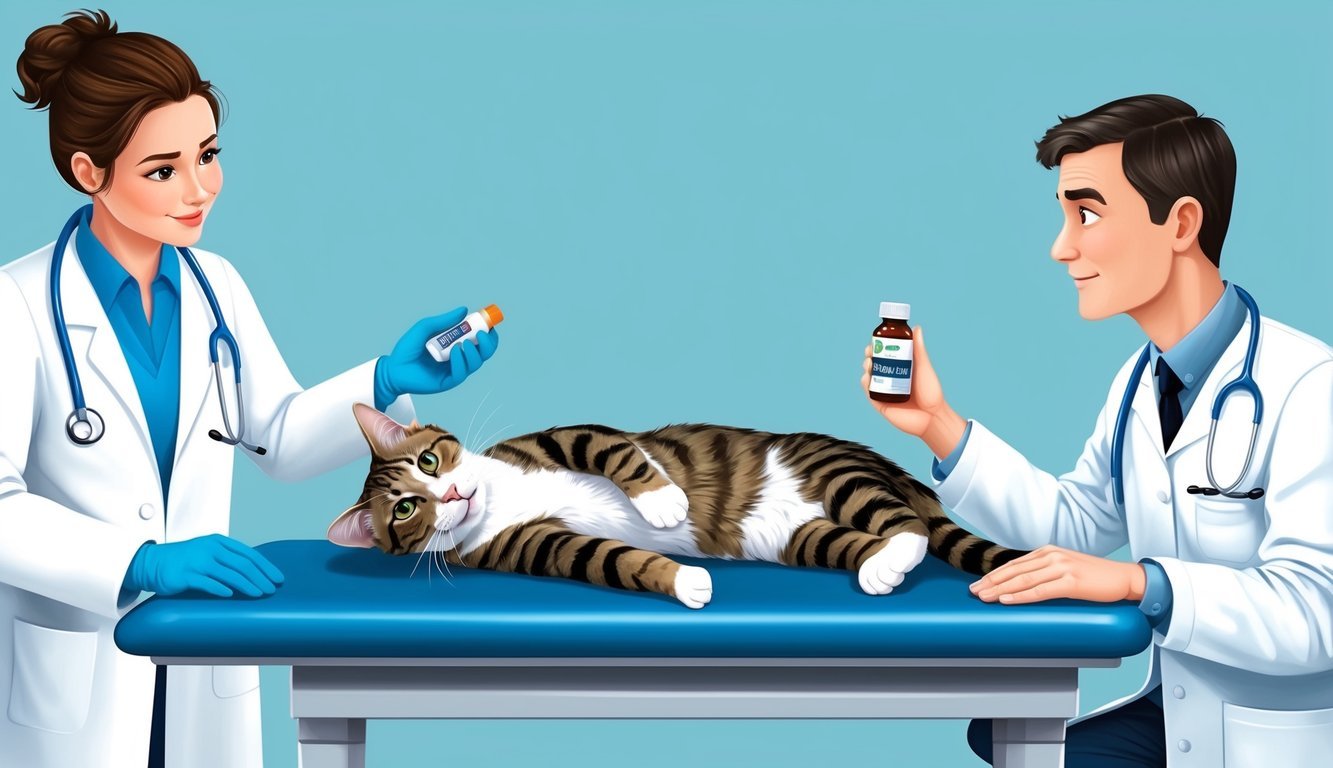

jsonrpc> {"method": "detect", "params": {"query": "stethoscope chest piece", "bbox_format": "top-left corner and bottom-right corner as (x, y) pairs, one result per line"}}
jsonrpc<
(66, 408), (105, 445)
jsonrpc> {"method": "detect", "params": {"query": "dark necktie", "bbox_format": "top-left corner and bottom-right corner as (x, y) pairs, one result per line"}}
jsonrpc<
(1156, 357), (1185, 452)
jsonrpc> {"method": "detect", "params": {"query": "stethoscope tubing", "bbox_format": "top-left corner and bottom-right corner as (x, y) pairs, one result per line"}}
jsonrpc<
(49, 205), (261, 453)
(1110, 284), (1264, 510)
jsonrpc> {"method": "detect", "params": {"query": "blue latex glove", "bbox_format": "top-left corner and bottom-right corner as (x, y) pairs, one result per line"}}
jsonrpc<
(374, 307), (500, 410)
(122, 535), (285, 598)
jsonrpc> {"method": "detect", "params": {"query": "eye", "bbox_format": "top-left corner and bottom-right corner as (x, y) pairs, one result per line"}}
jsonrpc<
(418, 451), (439, 474)
(1079, 207), (1101, 225)
(146, 166), (175, 182)
(392, 499), (418, 520)
(200, 147), (222, 165)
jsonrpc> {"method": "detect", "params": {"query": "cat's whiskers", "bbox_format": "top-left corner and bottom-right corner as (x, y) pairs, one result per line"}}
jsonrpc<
(463, 388), (494, 451)
(475, 421), (515, 453)
(469, 403), (504, 454)
(409, 529), (440, 580)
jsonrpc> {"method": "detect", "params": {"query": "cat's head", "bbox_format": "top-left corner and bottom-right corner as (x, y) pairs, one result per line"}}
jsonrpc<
(328, 404), (488, 554)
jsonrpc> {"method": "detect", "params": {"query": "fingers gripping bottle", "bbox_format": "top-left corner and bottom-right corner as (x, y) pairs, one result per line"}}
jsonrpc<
(868, 302), (913, 403)
(426, 305), (504, 363)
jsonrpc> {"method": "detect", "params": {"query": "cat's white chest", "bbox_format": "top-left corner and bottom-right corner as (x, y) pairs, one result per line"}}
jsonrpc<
(465, 466), (705, 558)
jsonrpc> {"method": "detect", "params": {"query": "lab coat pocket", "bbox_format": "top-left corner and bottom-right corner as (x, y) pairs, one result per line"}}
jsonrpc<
(1224, 703), (1333, 767)
(1193, 495), (1266, 564)
(7, 618), (98, 733)
(212, 664), (260, 698)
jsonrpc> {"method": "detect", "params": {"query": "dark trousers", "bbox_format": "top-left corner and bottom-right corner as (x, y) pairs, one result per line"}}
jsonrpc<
(148, 664), (166, 768)
(967, 691), (1166, 767)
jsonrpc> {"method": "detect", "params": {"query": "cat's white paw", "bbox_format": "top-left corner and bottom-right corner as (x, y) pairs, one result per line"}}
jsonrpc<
(673, 565), (713, 609)
(858, 532), (928, 596)
(632, 484), (690, 528)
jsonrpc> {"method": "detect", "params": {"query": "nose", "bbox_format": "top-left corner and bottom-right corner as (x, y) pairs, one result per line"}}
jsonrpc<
(181, 166), (209, 206)
(1051, 220), (1079, 263)
(439, 484), (463, 504)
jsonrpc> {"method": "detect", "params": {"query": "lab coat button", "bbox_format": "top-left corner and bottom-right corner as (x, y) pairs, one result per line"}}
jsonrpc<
(139, 503), (157, 520)
(1173, 686), (1185, 699)
(1156, 489), (1170, 503)
(1178, 740), (1191, 753)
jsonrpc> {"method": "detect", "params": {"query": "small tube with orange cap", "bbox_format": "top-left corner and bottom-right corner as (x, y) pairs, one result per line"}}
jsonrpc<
(425, 304), (505, 363)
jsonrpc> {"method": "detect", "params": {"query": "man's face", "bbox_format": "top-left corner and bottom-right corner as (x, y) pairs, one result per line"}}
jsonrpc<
(1050, 143), (1176, 320)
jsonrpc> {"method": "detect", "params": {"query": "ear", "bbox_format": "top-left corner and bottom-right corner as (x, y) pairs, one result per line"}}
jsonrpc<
(327, 507), (376, 548)
(1168, 195), (1204, 254)
(353, 403), (408, 454)
(70, 152), (106, 194)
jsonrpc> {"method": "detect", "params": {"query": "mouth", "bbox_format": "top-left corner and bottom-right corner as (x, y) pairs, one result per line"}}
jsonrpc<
(171, 209), (205, 227)
(1072, 274), (1099, 288)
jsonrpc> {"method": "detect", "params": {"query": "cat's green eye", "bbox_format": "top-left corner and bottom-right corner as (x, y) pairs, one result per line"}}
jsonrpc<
(392, 500), (417, 520)
(418, 451), (440, 474)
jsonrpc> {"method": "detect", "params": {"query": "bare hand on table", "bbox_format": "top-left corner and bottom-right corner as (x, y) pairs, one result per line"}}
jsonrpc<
(969, 545), (1147, 604)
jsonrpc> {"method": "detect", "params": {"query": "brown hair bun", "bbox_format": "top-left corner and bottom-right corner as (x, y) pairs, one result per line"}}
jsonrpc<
(13, 9), (223, 194)
(15, 9), (118, 109)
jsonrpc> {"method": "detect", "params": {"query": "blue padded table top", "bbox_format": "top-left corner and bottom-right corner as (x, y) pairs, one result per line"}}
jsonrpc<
(115, 540), (1150, 659)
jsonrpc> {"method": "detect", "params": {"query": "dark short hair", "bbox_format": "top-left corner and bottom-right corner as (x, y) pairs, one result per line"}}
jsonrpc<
(1035, 94), (1236, 268)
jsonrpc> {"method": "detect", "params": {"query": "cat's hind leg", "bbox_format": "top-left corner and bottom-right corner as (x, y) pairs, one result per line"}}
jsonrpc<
(779, 519), (920, 595)
(814, 468), (931, 593)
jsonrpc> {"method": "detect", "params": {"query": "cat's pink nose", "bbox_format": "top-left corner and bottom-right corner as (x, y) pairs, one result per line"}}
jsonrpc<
(439, 484), (463, 504)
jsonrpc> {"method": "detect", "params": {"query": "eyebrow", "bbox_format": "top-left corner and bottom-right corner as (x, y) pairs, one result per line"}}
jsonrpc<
(137, 134), (220, 165)
(1063, 188), (1107, 205)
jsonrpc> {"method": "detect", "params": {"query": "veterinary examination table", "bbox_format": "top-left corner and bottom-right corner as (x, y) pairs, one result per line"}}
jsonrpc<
(116, 539), (1151, 768)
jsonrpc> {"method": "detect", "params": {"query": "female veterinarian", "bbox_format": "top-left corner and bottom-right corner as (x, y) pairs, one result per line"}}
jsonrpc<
(0, 11), (498, 767)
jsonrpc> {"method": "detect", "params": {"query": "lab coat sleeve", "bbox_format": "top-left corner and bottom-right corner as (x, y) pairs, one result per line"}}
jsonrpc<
(0, 272), (149, 619)
(216, 257), (416, 482)
(1154, 360), (1333, 675)
(930, 378), (1128, 555)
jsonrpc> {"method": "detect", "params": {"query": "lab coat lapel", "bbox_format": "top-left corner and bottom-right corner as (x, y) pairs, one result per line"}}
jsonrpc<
(1128, 359), (1165, 460)
(1165, 320), (1249, 459)
(60, 238), (157, 474)
(172, 250), (217, 473)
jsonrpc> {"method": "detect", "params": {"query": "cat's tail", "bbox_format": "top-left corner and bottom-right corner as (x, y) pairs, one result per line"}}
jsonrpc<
(900, 480), (1028, 576)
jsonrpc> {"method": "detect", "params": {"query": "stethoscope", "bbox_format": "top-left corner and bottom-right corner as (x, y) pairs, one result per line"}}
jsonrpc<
(1110, 283), (1264, 512)
(50, 205), (266, 454)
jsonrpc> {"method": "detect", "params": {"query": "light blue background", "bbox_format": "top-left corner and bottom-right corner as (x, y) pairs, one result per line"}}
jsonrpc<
(4, 1), (1331, 765)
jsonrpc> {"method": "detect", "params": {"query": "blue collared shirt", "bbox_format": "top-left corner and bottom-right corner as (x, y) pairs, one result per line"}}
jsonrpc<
(933, 284), (1249, 639)
(76, 208), (182, 503)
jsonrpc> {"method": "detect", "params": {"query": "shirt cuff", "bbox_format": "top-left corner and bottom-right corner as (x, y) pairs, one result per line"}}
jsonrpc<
(1138, 558), (1174, 630)
(930, 420), (973, 481)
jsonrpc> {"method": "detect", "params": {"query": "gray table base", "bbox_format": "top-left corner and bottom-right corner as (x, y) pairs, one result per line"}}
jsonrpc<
(160, 657), (1115, 768)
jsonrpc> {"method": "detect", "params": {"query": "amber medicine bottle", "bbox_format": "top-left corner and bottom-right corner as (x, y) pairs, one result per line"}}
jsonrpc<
(869, 302), (913, 403)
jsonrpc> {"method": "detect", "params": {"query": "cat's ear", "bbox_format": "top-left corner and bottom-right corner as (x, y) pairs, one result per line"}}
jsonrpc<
(353, 403), (408, 454)
(328, 506), (376, 548)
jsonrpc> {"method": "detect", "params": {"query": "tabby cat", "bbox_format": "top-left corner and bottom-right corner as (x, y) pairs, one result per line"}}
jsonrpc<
(329, 404), (1024, 608)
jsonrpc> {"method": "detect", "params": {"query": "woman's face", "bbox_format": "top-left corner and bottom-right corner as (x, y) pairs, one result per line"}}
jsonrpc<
(80, 94), (223, 247)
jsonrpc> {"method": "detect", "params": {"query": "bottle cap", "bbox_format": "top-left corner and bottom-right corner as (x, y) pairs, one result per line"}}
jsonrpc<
(481, 304), (505, 327)
(879, 302), (910, 320)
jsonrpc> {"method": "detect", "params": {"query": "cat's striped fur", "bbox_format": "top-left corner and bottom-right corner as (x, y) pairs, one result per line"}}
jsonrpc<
(329, 404), (1025, 608)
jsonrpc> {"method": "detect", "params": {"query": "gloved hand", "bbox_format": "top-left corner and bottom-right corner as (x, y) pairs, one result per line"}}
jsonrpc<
(122, 534), (285, 598)
(374, 307), (500, 410)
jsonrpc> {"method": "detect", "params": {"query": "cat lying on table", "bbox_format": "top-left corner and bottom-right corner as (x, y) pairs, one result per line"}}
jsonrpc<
(329, 404), (1023, 608)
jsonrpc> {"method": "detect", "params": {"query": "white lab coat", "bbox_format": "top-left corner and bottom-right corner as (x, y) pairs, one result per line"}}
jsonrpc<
(935, 312), (1333, 766)
(0, 236), (414, 768)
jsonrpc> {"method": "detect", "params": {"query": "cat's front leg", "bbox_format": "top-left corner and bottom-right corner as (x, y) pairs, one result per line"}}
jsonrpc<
(629, 482), (690, 530)
(470, 519), (712, 608)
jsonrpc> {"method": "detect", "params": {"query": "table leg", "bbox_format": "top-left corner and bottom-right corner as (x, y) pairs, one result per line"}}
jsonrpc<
(297, 717), (366, 768)
(992, 717), (1066, 768)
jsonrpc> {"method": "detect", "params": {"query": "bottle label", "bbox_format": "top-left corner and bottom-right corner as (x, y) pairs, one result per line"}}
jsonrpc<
(869, 336), (913, 395)
(431, 320), (473, 351)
